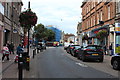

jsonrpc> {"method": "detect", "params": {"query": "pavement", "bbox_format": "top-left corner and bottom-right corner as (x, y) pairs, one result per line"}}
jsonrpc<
(0, 47), (113, 79)
(0, 47), (35, 79)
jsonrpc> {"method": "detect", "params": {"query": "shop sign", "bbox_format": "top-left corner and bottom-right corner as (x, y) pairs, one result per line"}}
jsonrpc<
(115, 23), (120, 31)
(115, 44), (120, 54)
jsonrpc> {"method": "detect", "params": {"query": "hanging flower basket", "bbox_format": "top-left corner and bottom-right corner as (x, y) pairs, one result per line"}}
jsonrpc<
(19, 9), (38, 29)
(96, 30), (108, 41)
(82, 34), (88, 40)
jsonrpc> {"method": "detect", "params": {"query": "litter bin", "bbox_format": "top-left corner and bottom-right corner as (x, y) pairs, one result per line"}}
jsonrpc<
(18, 52), (30, 71)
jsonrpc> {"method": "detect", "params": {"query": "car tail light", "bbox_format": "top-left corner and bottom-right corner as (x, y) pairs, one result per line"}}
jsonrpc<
(85, 49), (92, 51)
(70, 47), (74, 49)
(85, 55), (90, 56)
(99, 49), (103, 51)
(76, 50), (79, 52)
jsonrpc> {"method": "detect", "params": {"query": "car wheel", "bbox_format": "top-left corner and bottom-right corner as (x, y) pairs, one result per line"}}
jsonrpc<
(82, 56), (86, 62)
(77, 53), (80, 59)
(99, 58), (103, 62)
(73, 53), (77, 57)
(113, 59), (120, 70)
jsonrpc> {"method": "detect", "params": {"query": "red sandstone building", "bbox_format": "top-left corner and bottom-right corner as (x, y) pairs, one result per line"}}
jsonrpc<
(81, 0), (120, 54)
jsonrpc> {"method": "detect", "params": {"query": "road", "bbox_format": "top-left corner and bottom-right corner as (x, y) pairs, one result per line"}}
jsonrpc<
(25, 47), (119, 79)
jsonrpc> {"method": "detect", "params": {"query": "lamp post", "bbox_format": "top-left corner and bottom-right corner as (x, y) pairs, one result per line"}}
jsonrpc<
(26, 1), (31, 71)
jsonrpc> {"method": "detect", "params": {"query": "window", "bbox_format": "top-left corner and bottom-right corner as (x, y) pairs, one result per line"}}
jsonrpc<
(93, 2), (95, 7)
(97, 12), (99, 24)
(100, 11), (102, 21)
(91, 17), (92, 27)
(119, 1), (120, 12)
(0, 3), (4, 15)
(6, 3), (9, 17)
(93, 16), (95, 26)
(87, 6), (88, 13)
(108, 6), (110, 19)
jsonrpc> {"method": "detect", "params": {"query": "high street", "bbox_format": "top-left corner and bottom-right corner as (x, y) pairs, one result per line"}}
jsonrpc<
(1, 47), (119, 79)
(24, 47), (119, 78)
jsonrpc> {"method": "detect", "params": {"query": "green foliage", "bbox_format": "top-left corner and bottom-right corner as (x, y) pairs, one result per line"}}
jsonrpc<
(33, 24), (55, 41)
(96, 30), (108, 41)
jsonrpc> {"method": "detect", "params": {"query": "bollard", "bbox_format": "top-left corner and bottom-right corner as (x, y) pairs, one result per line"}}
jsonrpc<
(18, 53), (23, 80)
(33, 49), (35, 59)
(19, 62), (23, 80)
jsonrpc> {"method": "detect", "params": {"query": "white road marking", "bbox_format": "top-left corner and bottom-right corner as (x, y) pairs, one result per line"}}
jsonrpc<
(76, 62), (88, 67)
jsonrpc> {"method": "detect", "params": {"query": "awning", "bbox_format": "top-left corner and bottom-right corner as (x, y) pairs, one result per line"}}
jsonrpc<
(90, 24), (110, 38)
(91, 24), (109, 32)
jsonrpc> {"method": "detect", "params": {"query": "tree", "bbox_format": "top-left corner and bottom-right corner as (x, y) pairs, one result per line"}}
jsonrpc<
(33, 24), (55, 41)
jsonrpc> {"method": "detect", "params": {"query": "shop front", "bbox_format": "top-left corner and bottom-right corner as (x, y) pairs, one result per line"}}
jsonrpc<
(114, 23), (120, 54)
(91, 24), (109, 46)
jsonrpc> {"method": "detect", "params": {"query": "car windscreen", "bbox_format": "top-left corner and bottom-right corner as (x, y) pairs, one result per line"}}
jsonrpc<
(75, 46), (81, 49)
(86, 46), (102, 50)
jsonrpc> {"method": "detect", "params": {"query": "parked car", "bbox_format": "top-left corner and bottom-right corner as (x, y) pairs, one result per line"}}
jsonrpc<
(66, 45), (80, 54)
(77, 45), (104, 62)
(71, 46), (82, 57)
(64, 42), (70, 50)
(111, 53), (120, 70)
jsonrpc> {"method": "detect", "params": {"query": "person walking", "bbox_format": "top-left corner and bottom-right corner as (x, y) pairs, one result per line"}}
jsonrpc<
(109, 43), (113, 56)
(7, 41), (11, 54)
(2, 44), (10, 62)
(16, 44), (23, 55)
(103, 45), (107, 55)
(10, 42), (14, 54)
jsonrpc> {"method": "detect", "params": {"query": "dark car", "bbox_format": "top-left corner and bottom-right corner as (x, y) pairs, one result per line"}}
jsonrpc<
(77, 45), (104, 62)
(66, 45), (80, 54)
(111, 53), (120, 70)
(71, 46), (82, 57)
(37, 42), (46, 51)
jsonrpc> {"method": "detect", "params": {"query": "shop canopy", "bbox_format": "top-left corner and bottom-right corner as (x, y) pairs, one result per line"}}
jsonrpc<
(90, 24), (110, 38)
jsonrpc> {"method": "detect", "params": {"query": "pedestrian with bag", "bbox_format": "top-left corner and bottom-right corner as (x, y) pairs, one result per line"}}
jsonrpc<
(2, 44), (10, 62)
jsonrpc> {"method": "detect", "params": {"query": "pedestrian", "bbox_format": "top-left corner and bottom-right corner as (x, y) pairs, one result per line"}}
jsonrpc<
(2, 44), (10, 62)
(103, 45), (107, 55)
(109, 43), (113, 56)
(16, 44), (23, 55)
(7, 41), (11, 54)
(10, 42), (14, 54)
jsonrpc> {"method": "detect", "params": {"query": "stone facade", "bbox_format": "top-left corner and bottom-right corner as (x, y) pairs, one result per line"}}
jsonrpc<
(0, 1), (23, 50)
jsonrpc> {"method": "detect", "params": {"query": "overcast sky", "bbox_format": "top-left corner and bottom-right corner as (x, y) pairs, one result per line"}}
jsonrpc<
(22, 0), (83, 35)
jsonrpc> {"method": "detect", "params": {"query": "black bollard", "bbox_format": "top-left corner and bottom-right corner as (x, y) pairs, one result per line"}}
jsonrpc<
(19, 62), (23, 80)
(18, 54), (23, 80)
(33, 49), (35, 59)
